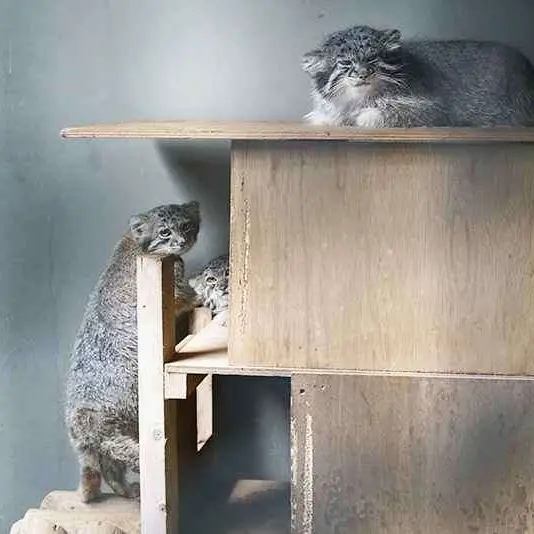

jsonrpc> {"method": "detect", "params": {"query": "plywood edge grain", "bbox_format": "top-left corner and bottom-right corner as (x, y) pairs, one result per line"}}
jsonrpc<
(166, 354), (534, 380)
(60, 120), (534, 142)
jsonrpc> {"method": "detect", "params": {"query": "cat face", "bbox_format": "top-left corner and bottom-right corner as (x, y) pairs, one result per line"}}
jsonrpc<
(303, 26), (403, 101)
(189, 254), (229, 313)
(129, 202), (200, 256)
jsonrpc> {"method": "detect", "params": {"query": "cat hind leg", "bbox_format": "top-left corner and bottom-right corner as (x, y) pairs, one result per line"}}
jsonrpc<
(100, 434), (140, 473)
(67, 408), (103, 503)
(77, 449), (102, 503)
(100, 455), (140, 500)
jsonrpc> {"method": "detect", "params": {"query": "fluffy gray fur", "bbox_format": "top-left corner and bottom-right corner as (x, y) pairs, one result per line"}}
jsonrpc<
(188, 254), (229, 315)
(302, 25), (534, 127)
(65, 202), (200, 502)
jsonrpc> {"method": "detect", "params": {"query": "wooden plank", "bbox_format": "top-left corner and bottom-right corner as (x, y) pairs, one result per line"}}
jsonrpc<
(175, 310), (228, 354)
(137, 256), (178, 534)
(169, 315), (534, 379)
(291, 374), (534, 534)
(14, 509), (139, 534)
(196, 375), (213, 452)
(230, 141), (534, 373)
(12, 481), (289, 534)
(60, 120), (534, 142)
(164, 372), (187, 400)
(169, 314), (534, 379)
(40, 491), (139, 513)
(166, 358), (534, 381)
(190, 308), (213, 452)
(167, 315), (534, 379)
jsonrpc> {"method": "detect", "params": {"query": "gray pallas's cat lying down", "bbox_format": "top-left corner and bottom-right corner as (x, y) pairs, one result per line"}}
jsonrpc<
(65, 202), (200, 502)
(302, 25), (534, 127)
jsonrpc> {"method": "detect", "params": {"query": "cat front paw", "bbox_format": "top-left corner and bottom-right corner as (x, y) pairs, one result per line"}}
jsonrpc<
(355, 108), (384, 128)
(304, 110), (341, 126)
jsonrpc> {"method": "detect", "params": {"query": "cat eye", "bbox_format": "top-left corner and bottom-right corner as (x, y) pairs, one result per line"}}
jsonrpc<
(158, 228), (172, 238)
(205, 276), (217, 285)
(182, 222), (194, 232)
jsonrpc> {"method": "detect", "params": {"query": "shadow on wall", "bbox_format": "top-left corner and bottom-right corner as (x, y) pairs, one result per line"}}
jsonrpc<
(155, 142), (291, 485)
(156, 140), (231, 273)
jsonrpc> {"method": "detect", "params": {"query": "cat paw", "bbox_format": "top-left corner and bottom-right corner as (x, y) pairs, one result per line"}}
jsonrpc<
(79, 470), (102, 503)
(355, 108), (384, 128)
(80, 489), (101, 503)
(304, 110), (339, 126)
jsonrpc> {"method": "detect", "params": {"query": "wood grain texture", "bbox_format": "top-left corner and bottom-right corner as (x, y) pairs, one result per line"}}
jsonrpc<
(291, 374), (534, 534)
(230, 141), (534, 374)
(60, 120), (534, 142)
(11, 482), (288, 534)
(169, 316), (534, 379)
(190, 308), (214, 452)
(175, 310), (228, 354)
(137, 256), (178, 534)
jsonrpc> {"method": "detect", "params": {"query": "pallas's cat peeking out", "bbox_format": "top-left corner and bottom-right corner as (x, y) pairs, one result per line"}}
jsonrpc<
(188, 254), (229, 316)
(302, 25), (534, 127)
(65, 202), (200, 502)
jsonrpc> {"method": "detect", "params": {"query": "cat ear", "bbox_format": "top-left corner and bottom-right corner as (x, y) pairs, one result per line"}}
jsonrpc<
(302, 49), (329, 75)
(183, 200), (200, 223)
(129, 213), (153, 245)
(381, 29), (402, 51)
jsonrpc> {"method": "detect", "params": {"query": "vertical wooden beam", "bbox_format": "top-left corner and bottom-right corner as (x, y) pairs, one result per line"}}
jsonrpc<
(196, 375), (213, 451)
(137, 256), (177, 534)
(190, 308), (214, 452)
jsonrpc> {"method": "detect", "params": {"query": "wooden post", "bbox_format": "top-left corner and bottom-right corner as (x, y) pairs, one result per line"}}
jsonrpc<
(137, 256), (178, 534)
(190, 308), (214, 451)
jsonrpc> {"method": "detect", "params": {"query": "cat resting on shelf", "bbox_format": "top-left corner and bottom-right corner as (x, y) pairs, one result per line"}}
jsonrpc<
(302, 25), (534, 127)
(65, 202), (200, 502)
(188, 253), (229, 316)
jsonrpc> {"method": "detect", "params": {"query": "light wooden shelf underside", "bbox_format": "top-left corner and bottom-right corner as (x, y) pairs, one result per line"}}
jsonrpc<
(167, 311), (534, 380)
(60, 120), (534, 142)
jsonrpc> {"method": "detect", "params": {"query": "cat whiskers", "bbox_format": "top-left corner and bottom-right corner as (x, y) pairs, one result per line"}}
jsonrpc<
(376, 72), (407, 89)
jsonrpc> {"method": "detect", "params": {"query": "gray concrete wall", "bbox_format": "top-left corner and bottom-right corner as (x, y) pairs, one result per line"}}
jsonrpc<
(1, 0), (534, 530)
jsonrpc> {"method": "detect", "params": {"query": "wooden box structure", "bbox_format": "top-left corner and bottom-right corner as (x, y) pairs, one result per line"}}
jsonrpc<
(230, 139), (534, 374)
(62, 122), (534, 534)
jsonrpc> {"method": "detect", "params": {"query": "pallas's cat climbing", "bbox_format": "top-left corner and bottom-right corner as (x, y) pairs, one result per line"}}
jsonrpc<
(65, 202), (200, 502)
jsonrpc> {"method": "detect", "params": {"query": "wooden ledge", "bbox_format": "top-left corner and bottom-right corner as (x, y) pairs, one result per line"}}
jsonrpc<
(167, 311), (534, 381)
(60, 120), (534, 143)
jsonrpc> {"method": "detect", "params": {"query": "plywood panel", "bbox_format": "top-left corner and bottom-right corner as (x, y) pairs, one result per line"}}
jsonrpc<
(291, 375), (534, 534)
(60, 121), (534, 142)
(230, 141), (534, 373)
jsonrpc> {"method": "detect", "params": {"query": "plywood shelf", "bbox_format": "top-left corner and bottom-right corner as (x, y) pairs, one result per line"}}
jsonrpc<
(167, 310), (534, 381)
(60, 120), (534, 142)
(10, 481), (289, 534)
